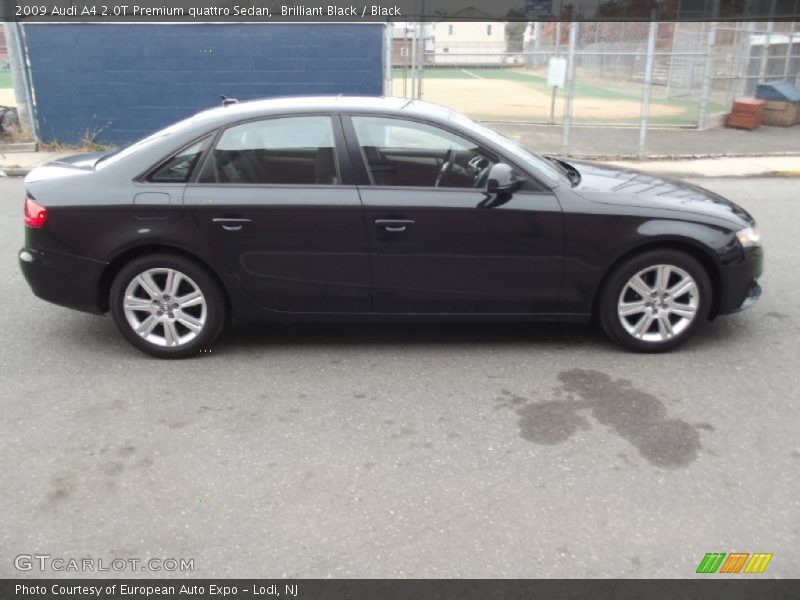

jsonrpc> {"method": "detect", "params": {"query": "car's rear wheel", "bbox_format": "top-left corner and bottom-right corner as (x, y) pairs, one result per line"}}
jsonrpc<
(598, 249), (712, 353)
(109, 254), (226, 358)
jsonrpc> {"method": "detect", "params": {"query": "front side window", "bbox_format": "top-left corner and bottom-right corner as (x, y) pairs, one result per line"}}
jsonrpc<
(351, 116), (496, 189)
(148, 136), (210, 183)
(449, 112), (562, 187)
(199, 116), (340, 185)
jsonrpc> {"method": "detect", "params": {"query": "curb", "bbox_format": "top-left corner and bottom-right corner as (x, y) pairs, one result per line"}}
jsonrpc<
(0, 142), (38, 152)
(619, 170), (800, 179)
(574, 151), (800, 161)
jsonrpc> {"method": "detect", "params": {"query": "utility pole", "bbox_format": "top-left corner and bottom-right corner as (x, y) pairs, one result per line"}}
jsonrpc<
(758, 21), (774, 83)
(560, 23), (577, 157)
(698, 22), (717, 130)
(3, 23), (36, 139)
(637, 21), (657, 159)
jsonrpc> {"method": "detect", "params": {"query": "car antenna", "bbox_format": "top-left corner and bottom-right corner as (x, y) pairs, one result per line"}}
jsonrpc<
(221, 95), (239, 107)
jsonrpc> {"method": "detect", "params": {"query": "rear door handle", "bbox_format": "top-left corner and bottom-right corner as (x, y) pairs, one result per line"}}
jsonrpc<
(375, 219), (415, 233)
(213, 217), (252, 232)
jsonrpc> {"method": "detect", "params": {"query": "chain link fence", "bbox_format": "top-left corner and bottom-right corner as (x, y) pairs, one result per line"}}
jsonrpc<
(0, 26), (15, 121)
(3, 22), (799, 151)
(1, 23), (36, 141)
(391, 21), (800, 157)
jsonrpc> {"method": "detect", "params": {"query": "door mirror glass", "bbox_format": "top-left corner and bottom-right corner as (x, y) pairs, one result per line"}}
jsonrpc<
(486, 163), (525, 194)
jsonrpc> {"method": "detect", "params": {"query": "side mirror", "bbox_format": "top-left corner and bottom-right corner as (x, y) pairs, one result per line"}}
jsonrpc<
(486, 163), (525, 194)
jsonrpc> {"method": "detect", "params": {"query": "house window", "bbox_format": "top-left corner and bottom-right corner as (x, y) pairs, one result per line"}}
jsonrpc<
(448, 25), (454, 35)
(400, 47), (408, 57)
(486, 25), (492, 36)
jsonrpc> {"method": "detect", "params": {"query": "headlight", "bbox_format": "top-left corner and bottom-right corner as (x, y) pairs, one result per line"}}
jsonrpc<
(736, 226), (761, 248)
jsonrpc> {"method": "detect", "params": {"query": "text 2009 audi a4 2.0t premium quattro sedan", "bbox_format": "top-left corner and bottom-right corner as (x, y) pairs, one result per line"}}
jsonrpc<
(19, 96), (763, 358)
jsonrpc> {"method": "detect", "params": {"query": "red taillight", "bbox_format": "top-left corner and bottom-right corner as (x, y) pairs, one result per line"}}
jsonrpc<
(23, 195), (47, 228)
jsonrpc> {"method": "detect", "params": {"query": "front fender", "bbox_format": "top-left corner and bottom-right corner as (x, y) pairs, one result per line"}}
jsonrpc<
(560, 211), (739, 314)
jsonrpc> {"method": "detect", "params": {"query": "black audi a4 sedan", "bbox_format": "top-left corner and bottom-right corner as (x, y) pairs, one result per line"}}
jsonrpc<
(19, 96), (763, 358)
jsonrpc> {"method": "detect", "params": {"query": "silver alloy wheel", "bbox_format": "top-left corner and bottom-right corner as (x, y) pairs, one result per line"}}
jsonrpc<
(122, 268), (207, 348)
(617, 264), (699, 343)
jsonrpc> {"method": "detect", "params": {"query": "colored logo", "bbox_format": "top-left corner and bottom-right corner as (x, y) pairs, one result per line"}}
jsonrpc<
(696, 552), (773, 574)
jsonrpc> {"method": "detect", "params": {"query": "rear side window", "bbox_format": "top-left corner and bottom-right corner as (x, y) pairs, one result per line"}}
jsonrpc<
(148, 136), (211, 183)
(198, 116), (340, 185)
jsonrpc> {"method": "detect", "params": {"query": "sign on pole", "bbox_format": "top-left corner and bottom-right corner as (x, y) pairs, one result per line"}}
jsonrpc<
(547, 56), (567, 123)
(547, 57), (567, 87)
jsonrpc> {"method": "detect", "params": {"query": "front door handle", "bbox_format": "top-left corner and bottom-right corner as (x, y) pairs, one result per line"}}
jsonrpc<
(213, 217), (252, 232)
(375, 219), (415, 233)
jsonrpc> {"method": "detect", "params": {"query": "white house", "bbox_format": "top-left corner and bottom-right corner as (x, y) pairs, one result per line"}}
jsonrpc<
(433, 21), (509, 66)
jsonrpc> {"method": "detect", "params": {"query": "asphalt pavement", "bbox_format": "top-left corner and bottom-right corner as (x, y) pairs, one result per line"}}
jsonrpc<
(0, 177), (798, 578)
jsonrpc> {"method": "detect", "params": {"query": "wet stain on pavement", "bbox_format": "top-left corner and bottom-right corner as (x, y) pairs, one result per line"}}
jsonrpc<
(79, 399), (126, 417)
(45, 475), (74, 504)
(41, 474), (77, 511)
(159, 418), (189, 429)
(765, 311), (790, 321)
(391, 426), (417, 439)
(100, 461), (125, 476)
(498, 369), (706, 469)
(117, 445), (136, 457)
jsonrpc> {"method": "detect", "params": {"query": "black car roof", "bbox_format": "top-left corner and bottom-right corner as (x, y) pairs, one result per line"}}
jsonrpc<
(194, 95), (455, 123)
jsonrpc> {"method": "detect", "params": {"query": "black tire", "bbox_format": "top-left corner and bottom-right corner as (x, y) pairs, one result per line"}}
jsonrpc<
(109, 253), (227, 358)
(597, 249), (712, 353)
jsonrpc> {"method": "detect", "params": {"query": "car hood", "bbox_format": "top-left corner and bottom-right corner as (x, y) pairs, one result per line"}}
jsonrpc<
(565, 159), (754, 227)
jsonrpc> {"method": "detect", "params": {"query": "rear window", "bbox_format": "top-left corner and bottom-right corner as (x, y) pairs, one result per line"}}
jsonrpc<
(148, 137), (211, 183)
(95, 118), (201, 171)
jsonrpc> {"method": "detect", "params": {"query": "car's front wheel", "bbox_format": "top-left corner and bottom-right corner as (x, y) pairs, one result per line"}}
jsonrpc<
(109, 254), (226, 358)
(598, 249), (712, 353)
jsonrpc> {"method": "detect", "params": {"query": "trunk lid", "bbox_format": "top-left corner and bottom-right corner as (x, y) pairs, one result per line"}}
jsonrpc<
(24, 151), (114, 183)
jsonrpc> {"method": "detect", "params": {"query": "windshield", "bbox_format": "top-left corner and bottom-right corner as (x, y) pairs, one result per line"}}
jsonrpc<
(450, 113), (567, 187)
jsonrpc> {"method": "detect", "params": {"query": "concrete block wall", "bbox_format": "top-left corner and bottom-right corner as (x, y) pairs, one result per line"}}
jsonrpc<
(24, 24), (384, 144)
